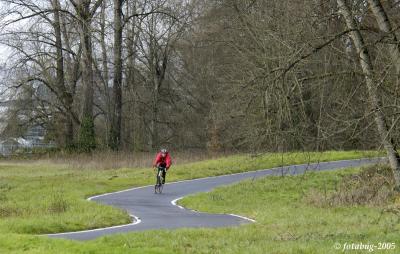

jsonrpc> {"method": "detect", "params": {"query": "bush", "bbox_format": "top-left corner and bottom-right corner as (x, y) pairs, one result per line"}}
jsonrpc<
(305, 164), (397, 207)
(78, 116), (96, 152)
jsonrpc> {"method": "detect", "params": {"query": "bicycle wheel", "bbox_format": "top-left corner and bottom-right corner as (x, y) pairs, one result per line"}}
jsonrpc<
(155, 174), (161, 194)
(158, 177), (164, 194)
(155, 173), (164, 194)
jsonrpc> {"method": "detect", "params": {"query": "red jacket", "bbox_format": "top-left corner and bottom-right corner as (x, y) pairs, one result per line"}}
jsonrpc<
(153, 152), (172, 169)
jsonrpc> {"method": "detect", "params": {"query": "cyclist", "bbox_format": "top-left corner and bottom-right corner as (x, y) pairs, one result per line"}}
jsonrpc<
(153, 148), (172, 184)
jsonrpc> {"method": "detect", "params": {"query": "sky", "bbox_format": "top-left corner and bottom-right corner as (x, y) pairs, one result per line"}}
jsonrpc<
(0, 45), (10, 62)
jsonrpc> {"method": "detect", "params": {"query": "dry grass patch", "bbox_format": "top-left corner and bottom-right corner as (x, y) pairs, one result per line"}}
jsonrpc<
(305, 164), (398, 207)
(2, 150), (233, 170)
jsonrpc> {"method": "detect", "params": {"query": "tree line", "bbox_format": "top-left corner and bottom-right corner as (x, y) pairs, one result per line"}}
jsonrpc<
(0, 0), (400, 187)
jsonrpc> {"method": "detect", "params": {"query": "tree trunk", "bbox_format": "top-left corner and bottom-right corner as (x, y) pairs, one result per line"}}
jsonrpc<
(337, 0), (400, 189)
(80, 20), (96, 151)
(81, 25), (94, 122)
(149, 50), (168, 151)
(149, 15), (158, 151)
(126, 1), (138, 150)
(367, 0), (400, 74)
(109, 0), (123, 150)
(100, 0), (111, 146)
(150, 75), (159, 151)
(367, 0), (400, 135)
(72, 0), (101, 151)
(52, 0), (75, 148)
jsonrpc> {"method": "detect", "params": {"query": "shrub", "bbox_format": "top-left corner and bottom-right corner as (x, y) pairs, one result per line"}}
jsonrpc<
(305, 164), (397, 207)
(78, 116), (96, 152)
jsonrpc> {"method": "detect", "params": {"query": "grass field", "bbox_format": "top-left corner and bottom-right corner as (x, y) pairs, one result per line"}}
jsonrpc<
(0, 150), (391, 253)
(177, 167), (400, 253)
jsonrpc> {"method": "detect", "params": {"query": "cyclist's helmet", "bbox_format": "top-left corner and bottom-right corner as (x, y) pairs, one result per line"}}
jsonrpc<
(160, 148), (168, 154)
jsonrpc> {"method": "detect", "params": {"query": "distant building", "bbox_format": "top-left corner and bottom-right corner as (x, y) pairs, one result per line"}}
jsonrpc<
(0, 92), (56, 156)
(0, 138), (20, 156)
(0, 125), (55, 156)
(25, 125), (46, 145)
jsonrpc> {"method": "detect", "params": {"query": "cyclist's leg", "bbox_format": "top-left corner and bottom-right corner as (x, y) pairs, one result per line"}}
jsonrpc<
(162, 168), (166, 184)
(157, 167), (162, 185)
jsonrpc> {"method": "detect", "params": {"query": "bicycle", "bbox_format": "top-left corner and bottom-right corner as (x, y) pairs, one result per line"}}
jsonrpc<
(154, 167), (166, 194)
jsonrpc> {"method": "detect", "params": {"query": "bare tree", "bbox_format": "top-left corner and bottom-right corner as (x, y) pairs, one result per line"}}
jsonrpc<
(108, 0), (123, 150)
(367, 0), (400, 75)
(69, 0), (103, 151)
(336, 0), (400, 189)
(0, 0), (82, 147)
(52, 0), (76, 147)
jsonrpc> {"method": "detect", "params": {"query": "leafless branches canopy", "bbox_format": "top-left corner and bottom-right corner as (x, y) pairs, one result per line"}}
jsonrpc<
(1, 0), (400, 185)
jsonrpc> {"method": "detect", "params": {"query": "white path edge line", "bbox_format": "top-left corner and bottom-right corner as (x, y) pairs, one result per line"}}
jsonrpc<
(229, 214), (256, 223)
(47, 157), (383, 236)
(45, 185), (150, 236)
(46, 215), (141, 236)
(171, 197), (257, 223)
(171, 197), (185, 210)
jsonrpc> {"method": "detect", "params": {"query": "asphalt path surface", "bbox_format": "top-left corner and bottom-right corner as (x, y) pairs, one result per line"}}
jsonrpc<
(48, 157), (384, 240)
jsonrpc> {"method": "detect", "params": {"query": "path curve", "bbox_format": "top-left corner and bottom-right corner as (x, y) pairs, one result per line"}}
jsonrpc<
(48, 157), (384, 240)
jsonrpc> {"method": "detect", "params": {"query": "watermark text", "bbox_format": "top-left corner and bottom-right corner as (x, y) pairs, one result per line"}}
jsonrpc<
(334, 242), (396, 252)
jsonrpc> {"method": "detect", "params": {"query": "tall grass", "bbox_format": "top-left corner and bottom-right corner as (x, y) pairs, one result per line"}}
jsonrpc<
(1, 149), (382, 171)
(1, 150), (234, 170)
(55, 151), (230, 170)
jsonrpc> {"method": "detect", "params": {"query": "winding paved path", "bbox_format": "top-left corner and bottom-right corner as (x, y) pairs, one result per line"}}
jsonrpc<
(48, 157), (384, 240)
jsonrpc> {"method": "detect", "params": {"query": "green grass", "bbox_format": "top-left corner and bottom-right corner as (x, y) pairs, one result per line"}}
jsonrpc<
(0, 150), (380, 234)
(1, 161), (398, 253)
(0, 150), (388, 253)
(175, 167), (400, 253)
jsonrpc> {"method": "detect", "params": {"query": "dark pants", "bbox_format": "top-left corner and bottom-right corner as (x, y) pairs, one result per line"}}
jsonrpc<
(158, 166), (167, 184)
